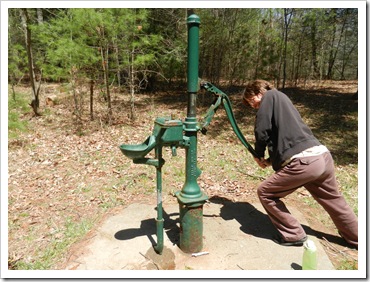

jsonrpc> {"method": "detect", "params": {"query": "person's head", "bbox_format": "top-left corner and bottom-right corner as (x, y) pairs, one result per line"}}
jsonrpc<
(242, 79), (274, 109)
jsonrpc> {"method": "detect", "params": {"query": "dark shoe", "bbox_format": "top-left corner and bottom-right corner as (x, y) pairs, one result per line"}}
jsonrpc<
(273, 235), (307, 246)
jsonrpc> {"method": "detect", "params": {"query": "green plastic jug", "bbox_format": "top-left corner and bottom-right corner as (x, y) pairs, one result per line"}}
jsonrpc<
(302, 239), (317, 270)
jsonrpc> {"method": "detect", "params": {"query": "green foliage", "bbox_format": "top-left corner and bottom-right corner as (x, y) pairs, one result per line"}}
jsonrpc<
(8, 8), (359, 91)
(8, 112), (27, 138)
(8, 44), (27, 84)
(8, 91), (30, 139)
(8, 9), (28, 84)
(146, 9), (187, 80)
(34, 9), (100, 81)
(28, 8), (164, 91)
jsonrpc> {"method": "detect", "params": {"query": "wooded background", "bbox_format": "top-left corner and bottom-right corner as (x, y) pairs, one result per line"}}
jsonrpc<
(7, 8), (360, 271)
(8, 8), (358, 120)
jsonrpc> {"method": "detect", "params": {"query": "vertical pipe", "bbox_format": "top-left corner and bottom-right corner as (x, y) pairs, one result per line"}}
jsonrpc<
(154, 146), (164, 254)
(179, 204), (203, 253)
(186, 14), (200, 118)
(182, 14), (201, 198)
(176, 13), (208, 254)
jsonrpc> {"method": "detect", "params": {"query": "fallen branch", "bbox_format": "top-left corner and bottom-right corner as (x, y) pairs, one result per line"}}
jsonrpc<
(236, 169), (266, 180)
(321, 237), (357, 261)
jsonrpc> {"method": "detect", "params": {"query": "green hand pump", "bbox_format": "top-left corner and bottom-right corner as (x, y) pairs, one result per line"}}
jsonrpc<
(120, 14), (208, 255)
(119, 13), (257, 255)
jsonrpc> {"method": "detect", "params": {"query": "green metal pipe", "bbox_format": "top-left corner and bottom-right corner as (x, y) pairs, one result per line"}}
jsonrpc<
(175, 13), (208, 254)
(186, 14), (200, 118)
(154, 146), (164, 254)
(183, 14), (202, 198)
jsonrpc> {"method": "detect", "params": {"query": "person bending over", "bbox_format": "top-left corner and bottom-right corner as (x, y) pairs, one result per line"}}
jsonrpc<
(242, 79), (358, 247)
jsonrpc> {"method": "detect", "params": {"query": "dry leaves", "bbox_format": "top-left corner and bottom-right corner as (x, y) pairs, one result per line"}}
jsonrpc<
(7, 81), (358, 269)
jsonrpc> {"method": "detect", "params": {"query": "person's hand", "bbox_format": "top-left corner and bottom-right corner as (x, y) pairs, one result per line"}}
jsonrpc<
(254, 157), (271, 169)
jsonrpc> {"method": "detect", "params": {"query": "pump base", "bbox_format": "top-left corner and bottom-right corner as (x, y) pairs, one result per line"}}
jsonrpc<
(178, 204), (204, 253)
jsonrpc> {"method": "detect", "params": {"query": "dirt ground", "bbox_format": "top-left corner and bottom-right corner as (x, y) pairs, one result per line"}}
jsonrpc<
(7, 80), (358, 270)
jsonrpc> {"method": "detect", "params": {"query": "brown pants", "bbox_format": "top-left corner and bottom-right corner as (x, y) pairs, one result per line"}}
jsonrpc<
(257, 151), (358, 246)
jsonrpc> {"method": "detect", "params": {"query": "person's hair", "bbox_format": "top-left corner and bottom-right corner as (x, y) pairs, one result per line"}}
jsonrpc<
(243, 79), (274, 102)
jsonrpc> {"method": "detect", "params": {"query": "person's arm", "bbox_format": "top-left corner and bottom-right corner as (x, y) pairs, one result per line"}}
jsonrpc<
(254, 93), (273, 159)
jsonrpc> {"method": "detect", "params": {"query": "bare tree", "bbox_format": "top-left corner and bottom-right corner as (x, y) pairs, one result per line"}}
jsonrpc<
(90, 79), (95, 121)
(97, 26), (113, 124)
(282, 8), (294, 89)
(20, 8), (42, 116)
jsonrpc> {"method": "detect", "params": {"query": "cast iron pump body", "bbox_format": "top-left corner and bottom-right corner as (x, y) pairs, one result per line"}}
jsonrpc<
(119, 14), (258, 255)
(120, 14), (208, 255)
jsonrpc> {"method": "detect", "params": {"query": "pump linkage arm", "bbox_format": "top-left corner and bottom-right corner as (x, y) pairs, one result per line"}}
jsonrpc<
(200, 81), (259, 159)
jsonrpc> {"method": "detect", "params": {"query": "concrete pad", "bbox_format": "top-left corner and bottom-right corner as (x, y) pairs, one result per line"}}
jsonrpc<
(64, 200), (334, 274)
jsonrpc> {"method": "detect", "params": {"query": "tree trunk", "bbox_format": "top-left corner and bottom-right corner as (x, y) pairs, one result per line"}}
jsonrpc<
(282, 9), (293, 89)
(254, 20), (261, 80)
(36, 8), (43, 25)
(294, 35), (303, 87)
(310, 20), (320, 79)
(326, 21), (337, 80)
(129, 48), (136, 121)
(20, 8), (41, 116)
(101, 46), (112, 124)
(114, 43), (121, 90)
(90, 79), (94, 121)
(70, 66), (82, 129)
(326, 9), (347, 80)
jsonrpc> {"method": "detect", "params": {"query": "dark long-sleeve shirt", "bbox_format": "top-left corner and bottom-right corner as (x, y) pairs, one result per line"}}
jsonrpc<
(254, 89), (321, 171)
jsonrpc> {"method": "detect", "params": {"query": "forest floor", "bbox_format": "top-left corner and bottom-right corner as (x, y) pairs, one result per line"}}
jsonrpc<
(7, 80), (359, 271)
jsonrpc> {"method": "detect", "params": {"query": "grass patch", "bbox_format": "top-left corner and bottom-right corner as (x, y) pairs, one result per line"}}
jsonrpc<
(9, 217), (95, 270)
(335, 165), (358, 215)
(338, 259), (358, 270)
(8, 90), (30, 139)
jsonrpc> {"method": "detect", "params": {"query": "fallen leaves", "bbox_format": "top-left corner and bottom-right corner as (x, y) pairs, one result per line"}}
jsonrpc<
(7, 81), (358, 270)
(199, 176), (255, 202)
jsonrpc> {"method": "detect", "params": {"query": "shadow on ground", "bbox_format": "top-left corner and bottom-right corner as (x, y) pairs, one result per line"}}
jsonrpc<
(114, 209), (180, 247)
(209, 196), (353, 249)
(114, 195), (351, 251)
